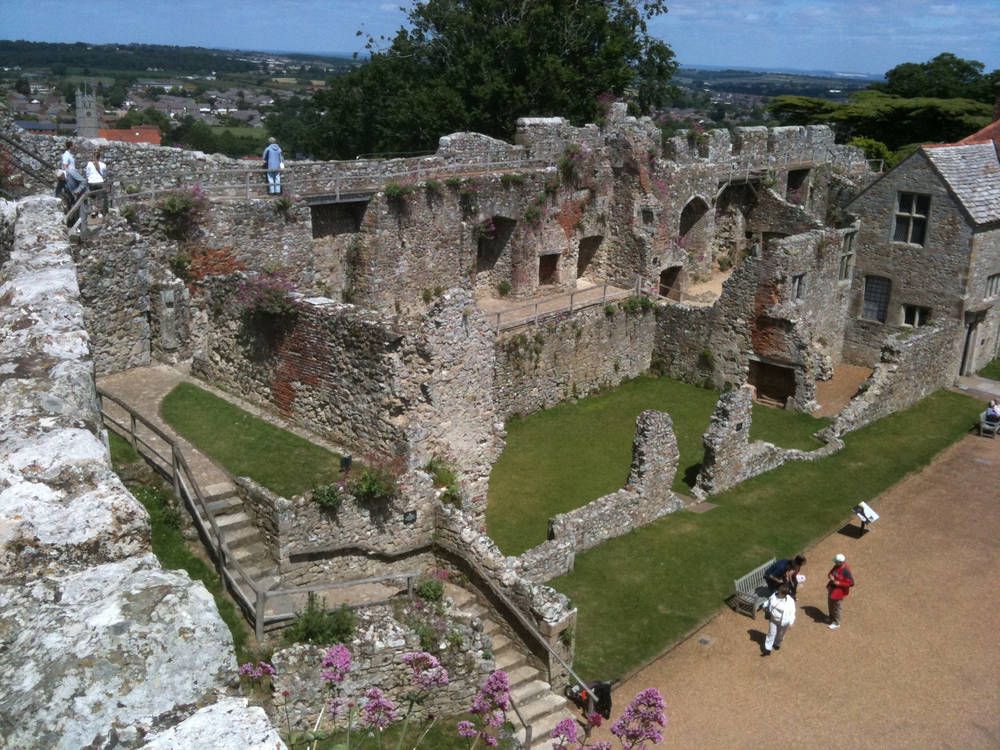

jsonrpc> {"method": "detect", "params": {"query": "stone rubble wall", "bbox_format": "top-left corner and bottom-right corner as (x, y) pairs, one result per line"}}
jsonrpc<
(233, 476), (283, 563)
(493, 302), (656, 417)
(694, 386), (843, 498)
(275, 470), (437, 586)
(542, 410), (686, 560)
(271, 605), (494, 731)
(0, 197), (283, 749)
(831, 323), (964, 436)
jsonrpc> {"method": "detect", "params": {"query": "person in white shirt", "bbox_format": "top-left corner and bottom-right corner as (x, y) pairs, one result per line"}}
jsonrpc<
(762, 583), (796, 655)
(85, 148), (108, 214)
(57, 140), (86, 200)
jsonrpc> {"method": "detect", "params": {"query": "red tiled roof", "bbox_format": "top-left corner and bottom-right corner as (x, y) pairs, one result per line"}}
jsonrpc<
(957, 118), (1000, 147)
(97, 126), (161, 145)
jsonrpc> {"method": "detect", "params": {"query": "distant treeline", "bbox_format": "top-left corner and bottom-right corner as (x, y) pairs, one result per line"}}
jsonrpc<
(0, 40), (351, 75)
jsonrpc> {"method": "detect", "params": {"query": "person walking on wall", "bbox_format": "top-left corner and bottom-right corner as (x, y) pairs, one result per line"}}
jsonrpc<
(762, 583), (796, 655)
(85, 148), (108, 215)
(827, 553), (855, 629)
(263, 137), (284, 195)
(57, 140), (86, 202)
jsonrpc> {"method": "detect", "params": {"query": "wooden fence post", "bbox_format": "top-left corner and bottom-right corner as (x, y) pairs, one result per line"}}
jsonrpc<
(255, 589), (266, 641)
(170, 445), (181, 498)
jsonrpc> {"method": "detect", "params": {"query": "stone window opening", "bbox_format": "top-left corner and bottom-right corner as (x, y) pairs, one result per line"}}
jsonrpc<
(476, 216), (516, 274)
(786, 169), (810, 205)
(309, 199), (368, 238)
(862, 275), (891, 323)
(576, 236), (603, 279)
(641, 207), (655, 225)
(902, 304), (931, 327)
(538, 253), (560, 286)
(839, 232), (856, 282)
(790, 273), (806, 301)
(659, 266), (683, 300)
(892, 192), (930, 245)
(986, 273), (1000, 298)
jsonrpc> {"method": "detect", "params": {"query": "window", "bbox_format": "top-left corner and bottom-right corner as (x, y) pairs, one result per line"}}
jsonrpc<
(892, 192), (930, 245)
(790, 273), (806, 300)
(987, 273), (1000, 298)
(902, 305), (931, 327)
(862, 275), (891, 322)
(839, 233), (856, 281)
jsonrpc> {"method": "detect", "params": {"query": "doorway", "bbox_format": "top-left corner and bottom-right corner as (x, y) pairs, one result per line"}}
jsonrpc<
(659, 266), (682, 300)
(539, 254), (559, 286)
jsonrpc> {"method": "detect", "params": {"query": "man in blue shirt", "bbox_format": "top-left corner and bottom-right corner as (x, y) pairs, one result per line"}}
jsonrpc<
(765, 554), (806, 598)
(262, 137), (283, 195)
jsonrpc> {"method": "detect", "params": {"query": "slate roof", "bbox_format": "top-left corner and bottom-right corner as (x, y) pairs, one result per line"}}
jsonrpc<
(923, 141), (1000, 226)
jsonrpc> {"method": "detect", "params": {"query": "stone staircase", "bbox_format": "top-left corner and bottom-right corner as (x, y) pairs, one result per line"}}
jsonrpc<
(446, 584), (576, 749)
(200, 481), (279, 594)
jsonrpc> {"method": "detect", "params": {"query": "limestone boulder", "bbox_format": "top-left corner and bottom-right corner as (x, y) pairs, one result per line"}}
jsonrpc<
(139, 698), (287, 750)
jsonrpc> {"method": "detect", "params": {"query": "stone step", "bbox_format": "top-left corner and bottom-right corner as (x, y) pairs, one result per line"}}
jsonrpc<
(494, 644), (526, 672)
(216, 511), (252, 532)
(447, 586), (475, 609)
(221, 523), (261, 546)
(232, 543), (270, 566)
(203, 482), (238, 500)
(510, 679), (551, 709)
(204, 495), (243, 515)
(506, 664), (541, 690)
(482, 618), (501, 635)
(465, 602), (487, 619)
(517, 683), (566, 725)
(521, 707), (575, 749)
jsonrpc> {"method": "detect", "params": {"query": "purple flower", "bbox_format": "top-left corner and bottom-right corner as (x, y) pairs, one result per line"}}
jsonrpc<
(610, 688), (667, 749)
(361, 687), (398, 731)
(550, 717), (579, 747)
(402, 651), (450, 692)
(320, 644), (352, 684)
(238, 661), (275, 681)
(464, 670), (512, 746)
(590, 743), (612, 750)
(457, 720), (478, 738)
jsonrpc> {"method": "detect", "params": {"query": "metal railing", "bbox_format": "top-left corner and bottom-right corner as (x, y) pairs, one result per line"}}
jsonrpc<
(97, 387), (418, 639)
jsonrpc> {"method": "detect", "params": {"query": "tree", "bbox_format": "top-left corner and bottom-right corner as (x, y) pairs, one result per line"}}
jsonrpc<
(14, 77), (31, 96)
(271, 0), (677, 158)
(879, 53), (998, 103)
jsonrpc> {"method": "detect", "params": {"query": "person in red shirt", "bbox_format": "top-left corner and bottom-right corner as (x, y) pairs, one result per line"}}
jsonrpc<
(826, 553), (854, 629)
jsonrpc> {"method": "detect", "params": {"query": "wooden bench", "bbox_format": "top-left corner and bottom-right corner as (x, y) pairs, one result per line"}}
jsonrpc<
(729, 558), (775, 619)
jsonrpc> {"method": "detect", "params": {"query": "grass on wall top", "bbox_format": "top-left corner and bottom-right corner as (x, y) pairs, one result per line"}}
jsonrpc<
(977, 357), (1000, 381)
(160, 381), (343, 498)
(486, 376), (829, 556)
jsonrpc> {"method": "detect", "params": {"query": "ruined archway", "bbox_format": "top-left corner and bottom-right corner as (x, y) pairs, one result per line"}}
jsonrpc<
(475, 216), (517, 295)
(577, 235), (603, 280)
(713, 183), (756, 270)
(678, 197), (711, 279)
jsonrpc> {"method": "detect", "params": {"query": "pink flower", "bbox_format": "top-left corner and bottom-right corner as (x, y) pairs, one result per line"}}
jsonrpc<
(586, 711), (604, 728)
(457, 720), (477, 738)
(361, 687), (398, 731)
(402, 651), (450, 692)
(550, 717), (579, 747)
(610, 688), (667, 749)
(320, 644), (352, 684)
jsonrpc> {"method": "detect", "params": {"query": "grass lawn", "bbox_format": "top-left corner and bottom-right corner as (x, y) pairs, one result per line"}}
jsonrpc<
(487, 376), (828, 555)
(552, 389), (982, 678)
(107, 431), (254, 661)
(161, 382), (343, 497)
(977, 358), (1000, 381)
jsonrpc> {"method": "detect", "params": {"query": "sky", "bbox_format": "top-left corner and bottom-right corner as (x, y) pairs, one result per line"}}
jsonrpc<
(1, 0), (998, 77)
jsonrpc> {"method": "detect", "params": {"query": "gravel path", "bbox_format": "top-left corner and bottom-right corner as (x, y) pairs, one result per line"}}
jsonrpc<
(590, 433), (1000, 750)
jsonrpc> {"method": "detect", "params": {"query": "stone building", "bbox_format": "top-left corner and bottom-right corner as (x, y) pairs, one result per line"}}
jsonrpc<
(845, 139), (1000, 376)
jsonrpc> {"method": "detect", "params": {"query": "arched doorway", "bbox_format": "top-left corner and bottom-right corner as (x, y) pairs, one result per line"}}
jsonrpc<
(658, 266), (682, 300)
(678, 197), (711, 277)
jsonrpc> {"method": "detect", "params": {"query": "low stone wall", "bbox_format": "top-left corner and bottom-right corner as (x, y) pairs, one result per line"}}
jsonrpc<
(233, 476), (283, 563)
(0, 196), (282, 749)
(544, 410), (686, 557)
(694, 386), (842, 497)
(272, 604), (494, 732)
(832, 324), (963, 435)
(494, 301), (656, 417)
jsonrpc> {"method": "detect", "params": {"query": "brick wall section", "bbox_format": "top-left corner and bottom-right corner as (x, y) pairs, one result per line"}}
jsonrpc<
(493, 302), (656, 417)
(694, 386), (842, 497)
(832, 324), (964, 435)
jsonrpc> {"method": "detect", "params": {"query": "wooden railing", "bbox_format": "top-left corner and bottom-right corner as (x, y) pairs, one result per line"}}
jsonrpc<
(492, 278), (646, 330)
(97, 387), (418, 639)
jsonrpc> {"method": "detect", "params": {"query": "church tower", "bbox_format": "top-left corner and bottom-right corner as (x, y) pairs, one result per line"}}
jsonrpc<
(75, 85), (100, 138)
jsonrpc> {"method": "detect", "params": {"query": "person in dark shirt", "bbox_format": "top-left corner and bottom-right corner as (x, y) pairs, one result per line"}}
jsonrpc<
(765, 554), (806, 597)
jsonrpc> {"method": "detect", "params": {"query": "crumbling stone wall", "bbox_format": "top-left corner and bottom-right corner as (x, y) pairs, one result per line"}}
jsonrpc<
(493, 302), (656, 417)
(272, 606), (494, 731)
(0, 196), (282, 749)
(694, 386), (842, 497)
(832, 324), (963, 435)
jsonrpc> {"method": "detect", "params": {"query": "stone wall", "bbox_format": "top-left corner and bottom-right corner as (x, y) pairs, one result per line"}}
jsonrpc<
(233, 476), (283, 563)
(544, 410), (685, 557)
(272, 605), (494, 731)
(275, 470), (438, 587)
(0, 196), (282, 749)
(832, 323), (964, 435)
(694, 386), (842, 497)
(493, 302), (656, 417)
(967, 226), (1000, 373)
